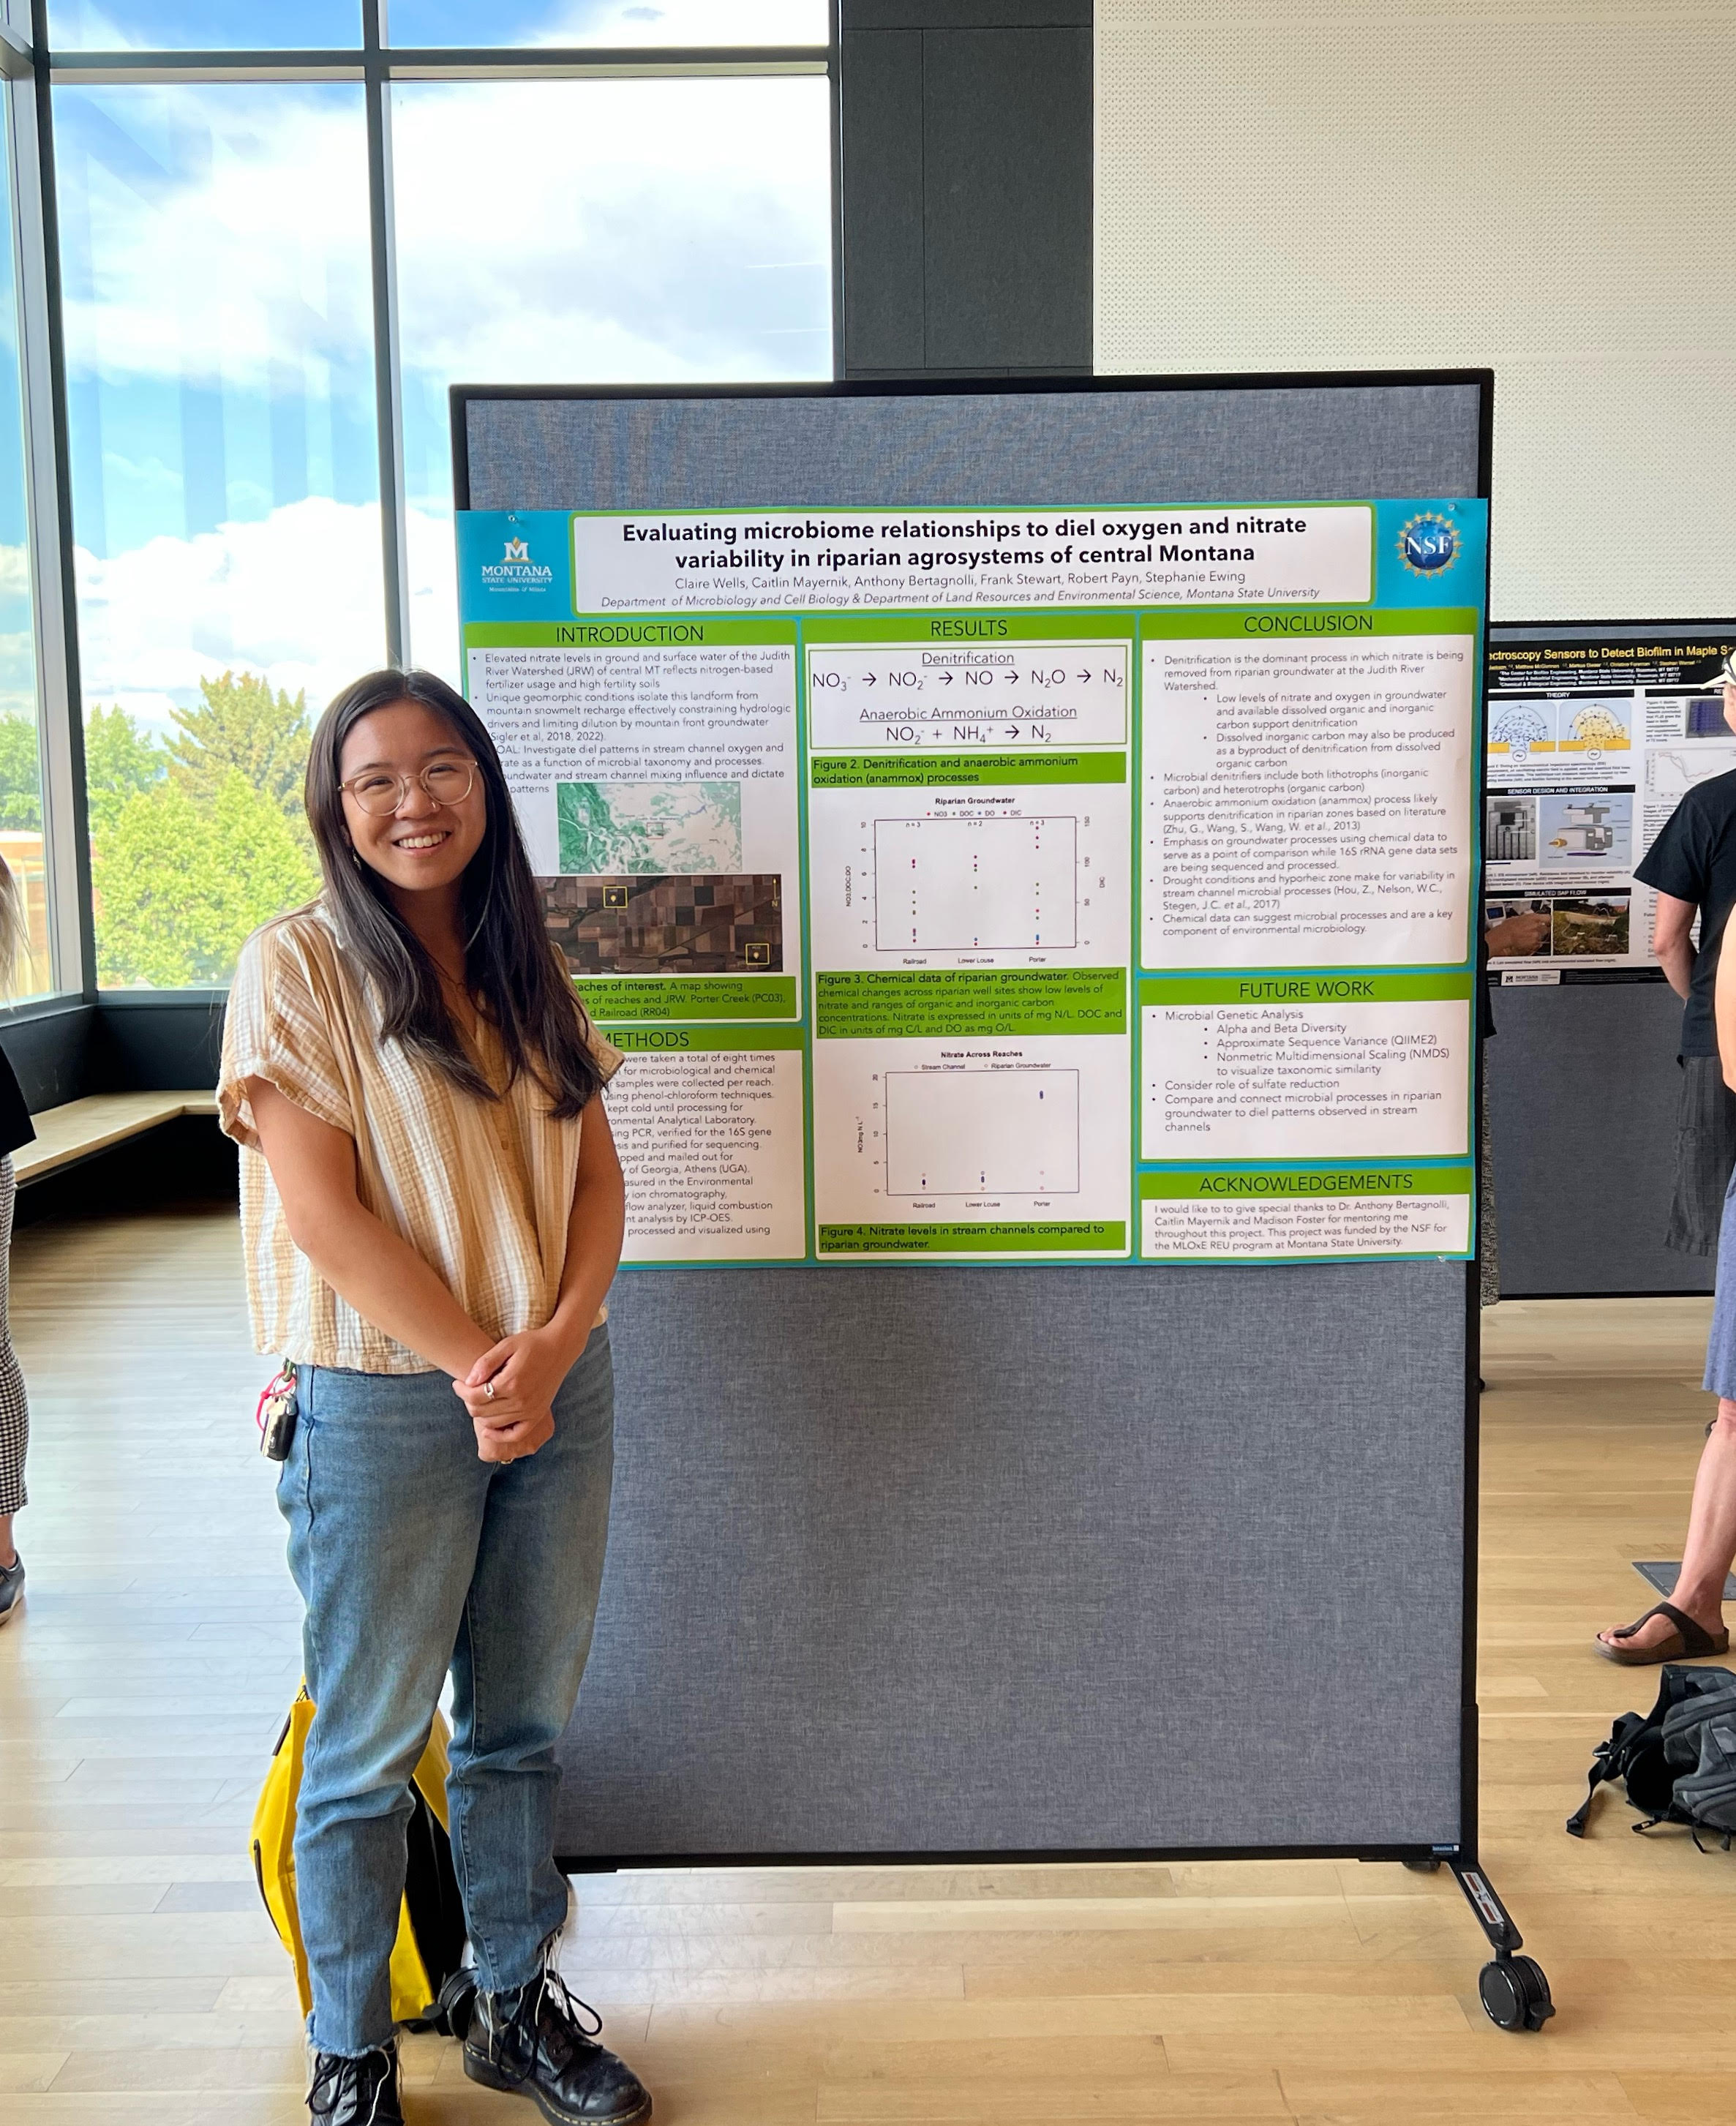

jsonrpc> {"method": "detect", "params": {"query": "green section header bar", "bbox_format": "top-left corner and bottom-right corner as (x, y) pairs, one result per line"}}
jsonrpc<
(817, 966), (1125, 1040)
(601, 1022), (806, 1053)
(803, 612), (1135, 644)
(1140, 1164), (1474, 1200)
(1139, 971), (1473, 1006)
(818, 1222), (1128, 1255)
(811, 751), (1124, 789)
(1137, 607), (1477, 639)
(576, 974), (798, 1022)
(465, 617), (794, 648)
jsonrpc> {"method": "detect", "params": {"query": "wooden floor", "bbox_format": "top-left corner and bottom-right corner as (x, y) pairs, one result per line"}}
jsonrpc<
(1, 1209), (1731, 2122)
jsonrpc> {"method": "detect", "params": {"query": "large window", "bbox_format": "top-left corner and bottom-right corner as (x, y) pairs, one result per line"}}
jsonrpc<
(385, 2), (827, 48)
(0, 86), (50, 1002)
(56, 82), (383, 988)
(392, 74), (833, 678)
(37, 9), (835, 991)
(50, 4), (361, 50)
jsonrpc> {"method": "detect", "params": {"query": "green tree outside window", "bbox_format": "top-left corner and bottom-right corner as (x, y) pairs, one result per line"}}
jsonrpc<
(165, 669), (311, 825)
(91, 670), (322, 988)
(0, 711), (41, 832)
(83, 702), (167, 833)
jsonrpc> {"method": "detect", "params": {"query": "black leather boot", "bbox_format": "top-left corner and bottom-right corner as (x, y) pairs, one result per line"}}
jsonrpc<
(307, 2042), (404, 2125)
(464, 1958), (652, 2125)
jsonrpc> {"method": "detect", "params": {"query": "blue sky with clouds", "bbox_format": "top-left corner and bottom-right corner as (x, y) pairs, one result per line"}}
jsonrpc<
(48, 59), (831, 711)
(48, 1), (827, 50)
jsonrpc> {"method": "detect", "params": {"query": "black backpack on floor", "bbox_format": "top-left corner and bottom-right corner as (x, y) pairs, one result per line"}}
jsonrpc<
(1568, 1663), (1736, 1844)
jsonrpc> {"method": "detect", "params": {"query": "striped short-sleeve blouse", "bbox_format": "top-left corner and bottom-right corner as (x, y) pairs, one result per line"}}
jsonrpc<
(218, 901), (623, 1374)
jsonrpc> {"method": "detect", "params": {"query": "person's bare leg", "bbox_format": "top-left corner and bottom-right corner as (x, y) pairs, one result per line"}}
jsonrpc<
(0, 1509), (12, 1568)
(1598, 1398), (1736, 1651)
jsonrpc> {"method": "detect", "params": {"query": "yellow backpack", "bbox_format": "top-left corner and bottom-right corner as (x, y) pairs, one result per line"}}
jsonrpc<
(250, 1686), (472, 2030)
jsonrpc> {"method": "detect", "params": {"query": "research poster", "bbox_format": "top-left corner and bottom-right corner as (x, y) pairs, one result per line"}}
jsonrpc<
(459, 498), (1486, 1267)
(1485, 626), (1736, 980)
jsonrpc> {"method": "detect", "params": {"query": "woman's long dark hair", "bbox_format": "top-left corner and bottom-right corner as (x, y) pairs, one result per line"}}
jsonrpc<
(305, 667), (604, 1118)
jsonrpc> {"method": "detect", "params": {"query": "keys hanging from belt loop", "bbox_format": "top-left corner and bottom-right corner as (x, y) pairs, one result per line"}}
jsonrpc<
(255, 1363), (298, 1462)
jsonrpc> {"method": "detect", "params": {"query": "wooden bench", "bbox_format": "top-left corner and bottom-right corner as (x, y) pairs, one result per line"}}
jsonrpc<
(15, 1092), (220, 1186)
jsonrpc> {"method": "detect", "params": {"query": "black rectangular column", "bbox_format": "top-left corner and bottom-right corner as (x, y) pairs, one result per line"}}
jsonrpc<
(838, 1), (1093, 378)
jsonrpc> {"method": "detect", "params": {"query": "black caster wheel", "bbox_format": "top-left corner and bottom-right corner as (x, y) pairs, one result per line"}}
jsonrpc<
(1403, 1858), (1441, 1873)
(1478, 1954), (1555, 2032)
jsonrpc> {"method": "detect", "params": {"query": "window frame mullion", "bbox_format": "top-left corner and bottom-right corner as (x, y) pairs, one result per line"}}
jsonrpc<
(10, 45), (91, 999)
(364, 0), (408, 670)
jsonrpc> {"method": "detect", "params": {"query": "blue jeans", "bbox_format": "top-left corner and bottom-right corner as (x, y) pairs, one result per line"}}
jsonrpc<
(1707, 1176), (1736, 1400)
(277, 1326), (615, 2056)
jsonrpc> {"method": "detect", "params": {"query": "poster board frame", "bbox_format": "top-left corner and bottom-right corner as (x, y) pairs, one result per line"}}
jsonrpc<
(447, 375), (1533, 2010)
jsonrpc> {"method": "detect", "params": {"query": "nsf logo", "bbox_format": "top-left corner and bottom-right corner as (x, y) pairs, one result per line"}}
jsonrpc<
(1398, 511), (1459, 575)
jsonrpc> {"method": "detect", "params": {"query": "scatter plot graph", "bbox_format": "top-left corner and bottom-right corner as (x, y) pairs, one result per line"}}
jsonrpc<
(884, 1071), (1081, 1195)
(873, 815), (1078, 950)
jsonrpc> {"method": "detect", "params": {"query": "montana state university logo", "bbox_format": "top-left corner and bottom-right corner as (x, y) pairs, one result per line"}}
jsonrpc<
(481, 528), (554, 590)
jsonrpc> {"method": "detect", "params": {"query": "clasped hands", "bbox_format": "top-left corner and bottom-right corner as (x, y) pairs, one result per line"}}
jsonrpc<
(452, 1326), (567, 1463)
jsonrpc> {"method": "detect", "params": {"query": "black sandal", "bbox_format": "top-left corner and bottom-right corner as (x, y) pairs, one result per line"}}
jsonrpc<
(1596, 1600), (1730, 1666)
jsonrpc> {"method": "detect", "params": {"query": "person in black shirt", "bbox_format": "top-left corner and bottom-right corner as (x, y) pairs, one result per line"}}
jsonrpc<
(1633, 675), (1736, 1255)
(1601, 794), (1736, 1661)
(0, 854), (36, 1626)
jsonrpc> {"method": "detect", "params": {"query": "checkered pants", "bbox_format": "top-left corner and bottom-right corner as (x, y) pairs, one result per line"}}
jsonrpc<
(0, 1157), (25, 1516)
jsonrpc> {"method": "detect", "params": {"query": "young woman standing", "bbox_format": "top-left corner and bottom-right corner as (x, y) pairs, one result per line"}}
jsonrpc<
(219, 670), (650, 2126)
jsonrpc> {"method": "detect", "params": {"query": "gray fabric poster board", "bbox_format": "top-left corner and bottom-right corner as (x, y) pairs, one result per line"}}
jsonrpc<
(1488, 979), (1710, 1296)
(458, 377), (1485, 1863)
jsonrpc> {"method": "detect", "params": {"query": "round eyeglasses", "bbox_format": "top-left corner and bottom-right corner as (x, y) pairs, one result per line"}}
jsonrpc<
(341, 759), (477, 817)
